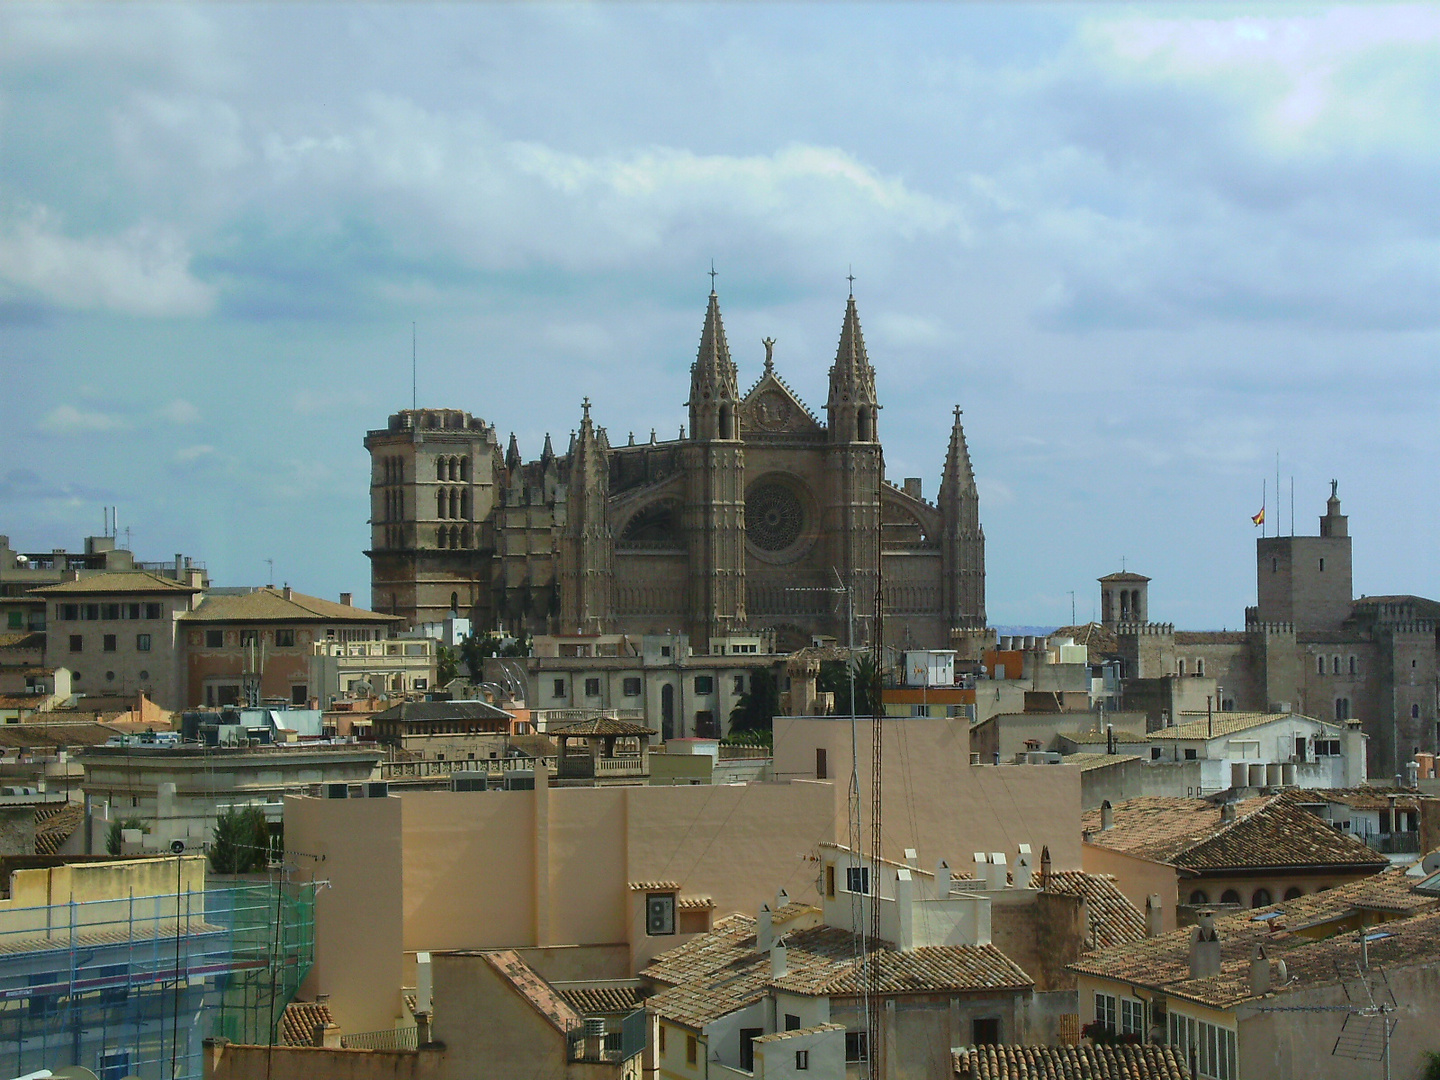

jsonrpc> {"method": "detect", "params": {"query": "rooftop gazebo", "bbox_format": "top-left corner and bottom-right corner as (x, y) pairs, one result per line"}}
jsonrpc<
(549, 717), (653, 785)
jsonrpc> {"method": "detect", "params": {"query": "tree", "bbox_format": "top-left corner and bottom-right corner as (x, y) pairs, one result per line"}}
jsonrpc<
(209, 806), (272, 874)
(436, 645), (460, 686)
(729, 670), (780, 735)
(105, 817), (147, 856)
(458, 632), (533, 682)
(817, 654), (878, 716)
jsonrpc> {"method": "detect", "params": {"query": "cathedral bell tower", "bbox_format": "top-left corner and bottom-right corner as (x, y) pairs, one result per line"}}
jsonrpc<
(825, 293), (882, 638)
(938, 407), (986, 628)
(683, 288), (747, 644)
(559, 398), (613, 633)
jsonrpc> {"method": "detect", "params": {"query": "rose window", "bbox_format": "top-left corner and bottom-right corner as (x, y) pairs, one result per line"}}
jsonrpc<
(747, 483), (804, 552)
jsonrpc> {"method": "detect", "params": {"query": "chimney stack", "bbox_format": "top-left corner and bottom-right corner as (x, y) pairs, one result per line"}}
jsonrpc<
(771, 935), (788, 978)
(1249, 945), (1271, 997)
(1145, 894), (1164, 938)
(1220, 801), (1236, 825)
(1100, 800), (1114, 831)
(936, 859), (951, 899)
(988, 852), (1008, 890)
(340, 592), (352, 607)
(757, 904), (774, 952)
(775, 887), (789, 910)
(1039, 845), (1052, 890)
(973, 852), (989, 888)
(1190, 913), (1222, 979)
(1014, 844), (1033, 889)
(895, 869), (914, 949)
(282, 585), (293, 601)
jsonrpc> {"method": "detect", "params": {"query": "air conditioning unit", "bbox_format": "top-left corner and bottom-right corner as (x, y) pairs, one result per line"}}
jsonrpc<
(325, 783), (349, 799)
(366, 781), (390, 799)
(452, 775), (488, 792)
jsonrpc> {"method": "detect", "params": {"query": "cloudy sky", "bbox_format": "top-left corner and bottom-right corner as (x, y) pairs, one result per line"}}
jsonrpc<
(2, 3), (1436, 629)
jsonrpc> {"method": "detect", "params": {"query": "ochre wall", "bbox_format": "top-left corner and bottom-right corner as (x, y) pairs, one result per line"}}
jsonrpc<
(1080, 843), (1178, 934)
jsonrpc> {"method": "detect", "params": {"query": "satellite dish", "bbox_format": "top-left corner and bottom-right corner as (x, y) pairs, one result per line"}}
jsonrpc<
(1422, 849), (1440, 874)
(51, 1067), (101, 1080)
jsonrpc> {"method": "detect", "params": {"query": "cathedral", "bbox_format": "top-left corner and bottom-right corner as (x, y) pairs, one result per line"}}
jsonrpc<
(364, 288), (985, 651)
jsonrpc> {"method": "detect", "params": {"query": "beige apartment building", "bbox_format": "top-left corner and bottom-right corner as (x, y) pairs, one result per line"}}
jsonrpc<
(283, 713), (1083, 1036)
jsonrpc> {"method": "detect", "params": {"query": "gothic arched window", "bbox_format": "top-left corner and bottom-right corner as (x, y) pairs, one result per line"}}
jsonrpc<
(437, 527), (448, 548)
(449, 489), (459, 519)
(857, 406), (872, 442)
(460, 489), (471, 519)
(437, 490), (448, 519)
(460, 456), (470, 481)
(436, 458), (446, 481)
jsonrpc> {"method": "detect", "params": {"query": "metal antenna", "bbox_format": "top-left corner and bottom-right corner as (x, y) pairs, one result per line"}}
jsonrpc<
(265, 558), (274, 586)
(412, 322), (417, 411)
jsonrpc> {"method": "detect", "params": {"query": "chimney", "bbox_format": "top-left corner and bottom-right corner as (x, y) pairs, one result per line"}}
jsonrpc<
(1014, 844), (1033, 889)
(1189, 913), (1222, 979)
(340, 592), (353, 607)
(415, 1013), (432, 1047)
(973, 852), (989, 888)
(1039, 846), (1052, 890)
(315, 1022), (342, 1049)
(775, 886), (789, 910)
(1145, 894), (1164, 938)
(904, 848), (919, 870)
(757, 903), (774, 952)
(988, 851), (1008, 890)
(1220, 801), (1236, 825)
(583, 1017), (606, 1060)
(936, 859), (951, 899)
(282, 585), (293, 601)
(895, 868), (914, 949)
(1249, 945), (1271, 997)
(1100, 800), (1114, 831)
(771, 935), (788, 978)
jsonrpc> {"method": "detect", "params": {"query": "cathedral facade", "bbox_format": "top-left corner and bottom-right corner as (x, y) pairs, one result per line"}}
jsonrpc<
(364, 290), (985, 651)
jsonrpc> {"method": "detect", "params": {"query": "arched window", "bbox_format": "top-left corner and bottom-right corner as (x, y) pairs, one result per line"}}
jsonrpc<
(460, 489), (470, 519)
(857, 406), (872, 442)
(1220, 889), (1241, 905)
(718, 404), (732, 440)
(1283, 887), (1303, 900)
(1188, 889), (1209, 905)
(449, 489), (459, 519)
(1336, 698), (1350, 720)
(449, 526), (460, 549)
(1178, 659), (1186, 676)
(436, 458), (446, 481)
(437, 490), (448, 518)
(1317, 655), (1325, 676)
(1251, 888), (1272, 908)
(461, 525), (473, 548)
(1196, 658), (1205, 677)
(1413, 704), (1421, 720)
(460, 456), (470, 481)
(1349, 655), (1357, 675)
(437, 527), (448, 549)
(1332, 655), (1341, 675)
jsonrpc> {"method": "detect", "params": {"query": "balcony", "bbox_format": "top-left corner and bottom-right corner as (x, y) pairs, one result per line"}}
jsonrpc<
(566, 1010), (646, 1064)
(1363, 832), (1420, 855)
(556, 754), (647, 780)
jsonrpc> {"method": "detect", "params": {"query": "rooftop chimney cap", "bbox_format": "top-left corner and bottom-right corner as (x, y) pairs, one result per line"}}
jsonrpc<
(1100, 800), (1114, 830)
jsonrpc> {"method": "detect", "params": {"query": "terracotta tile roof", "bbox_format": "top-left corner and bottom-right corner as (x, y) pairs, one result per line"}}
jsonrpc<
(1151, 711), (1336, 740)
(773, 900), (817, 924)
(643, 913), (1032, 1030)
(0, 722), (122, 748)
(372, 700), (511, 723)
(33, 803), (83, 855)
(1098, 573), (1150, 584)
(1070, 869), (1440, 1010)
(0, 632), (46, 650)
(628, 880), (682, 892)
(560, 986), (645, 1015)
(1061, 731), (1146, 746)
(550, 717), (654, 737)
(482, 950), (584, 1032)
(677, 896), (714, 910)
(753, 1023), (844, 1044)
(182, 587), (397, 623)
(1082, 795), (1389, 873)
(280, 1001), (334, 1046)
(1063, 753), (1143, 772)
(1045, 871), (1147, 951)
(953, 1044), (1191, 1080)
(1303, 787), (1434, 812)
(30, 572), (199, 595)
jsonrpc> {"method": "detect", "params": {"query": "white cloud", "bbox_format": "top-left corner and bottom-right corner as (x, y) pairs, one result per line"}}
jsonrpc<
(174, 444), (215, 462)
(159, 399), (201, 425)
(38, 404), (127, 434)
(0, 204), (215, 317)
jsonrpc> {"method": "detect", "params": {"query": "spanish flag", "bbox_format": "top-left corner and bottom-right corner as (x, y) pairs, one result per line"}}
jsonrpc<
(1251, 506), (1265, 526)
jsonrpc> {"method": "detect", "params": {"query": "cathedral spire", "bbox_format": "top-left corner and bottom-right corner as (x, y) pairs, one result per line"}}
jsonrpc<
(505, 432), (521, 473)
(940, 406), (977, 499)
(688, 288), (740, 442)
(540, 432), (555, 466)
(827, 294), (878, 442)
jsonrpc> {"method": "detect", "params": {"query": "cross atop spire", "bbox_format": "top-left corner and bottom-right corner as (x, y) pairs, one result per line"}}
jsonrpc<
(847, 265), (855, 298)
(581, 396), (591, 420)
(709, 260), (718, 294)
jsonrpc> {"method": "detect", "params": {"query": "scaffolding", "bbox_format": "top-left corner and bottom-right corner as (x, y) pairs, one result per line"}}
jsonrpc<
(0, 863), (315, 1080)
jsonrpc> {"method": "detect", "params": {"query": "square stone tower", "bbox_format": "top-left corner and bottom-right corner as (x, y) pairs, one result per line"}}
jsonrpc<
(1256, 482), (1352, 634)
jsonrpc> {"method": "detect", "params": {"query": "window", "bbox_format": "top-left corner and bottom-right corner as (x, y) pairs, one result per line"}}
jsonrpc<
(69, 634), (83, 653)
(1095, 992), (1117, 1033)
(686, 1035), (697, 1065)
(740, 1028), (763, 1072)
(1332, 655), (1341, 675)
(292, 684), (308, 706)
(144, 603), (162, 619)
(1272, 557), (1278, 572)
(1413, 704), (1421, 720)
(623, 677), (642, 697)
(1120, 998), (1145, 1036)
(126, 603), (140, 620)
(645, 893), (676, 936)
(1152, 747), (1163, 760)
(1317, 655), (1325, 675)
(105, 671), (115, 682)
(658, 1025), (666, 1055)
(1168, 1013), (1237, 1080)
(1184, 748), (1197, 760)
(103, 634), (116, 652)
(1251, 888), (1272, 908)
(816, 748), (828, 779)
(585, 677), (601, 697)
(206, 629), (224, 648)
(826, 865), (836, 898)
(1283, 887), (1303, 900)
(102, 603), (120, 620)
(136, 633), (151, 652)
(1316, 739), (1341, 756)
(1349, 656), (1357, 676)
(98, 1050), (131, 1080)
(795, 1049), (809, 1070)
(845, 1031), (868, 1063)
(1196, 659), (1205, 676)
(1319, 558), (1325, 571)
(733, 674), (745, 694)
(275, 629), (296, 647)
(60, 603), (78, 621)
(29, 971), (60, 1017)
(694, 675), (713, 695)
(660, 645), (672, 658)
(1220, 889), (1241, 905)
(553, 678), (566, 698)
(83, 604), (99, 620)
(99, 963), (128, 1006)
(785, 1014), (801, 1031)
(1177, 659), (1185, 676)
(845, 866), (870, 895)
(1335, 698), (1350, 721)
(973, 1017), (1001, 1044)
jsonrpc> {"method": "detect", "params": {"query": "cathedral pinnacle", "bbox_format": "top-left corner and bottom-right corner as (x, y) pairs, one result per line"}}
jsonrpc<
(941, 406), (977, 497)
(505, 432), (521, 473)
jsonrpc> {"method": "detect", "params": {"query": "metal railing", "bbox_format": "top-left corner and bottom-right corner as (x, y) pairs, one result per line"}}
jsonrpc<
(341, 1026), (419, 1051)
(566, 1009), (646, 1063)
(1363, 832), (1420, 854)
(380, 756), (555, 780)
